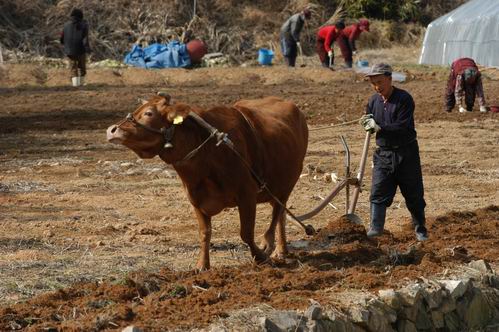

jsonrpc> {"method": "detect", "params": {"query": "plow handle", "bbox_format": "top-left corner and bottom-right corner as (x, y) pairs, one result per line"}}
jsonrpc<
(347, 131), (371, 214)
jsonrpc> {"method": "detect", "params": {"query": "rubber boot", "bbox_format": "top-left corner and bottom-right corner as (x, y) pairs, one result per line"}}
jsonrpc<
(410, 209), (428, 241)
(79, 76), (84, 86)
(345, 60), (353, 68)
(71, 77), (79, 87)
(367, 203), (386, 237)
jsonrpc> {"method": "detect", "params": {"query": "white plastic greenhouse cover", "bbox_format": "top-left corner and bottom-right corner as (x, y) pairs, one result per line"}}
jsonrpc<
(419, 0), (499, 67)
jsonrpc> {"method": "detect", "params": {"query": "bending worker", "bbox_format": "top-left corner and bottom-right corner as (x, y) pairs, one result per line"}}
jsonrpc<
(280, 8), (312, 67)
(316, 21), (345, 68)
(445, 57), (488, 113)
(337, 19), (370, 68)
(360, 63), (428, 241)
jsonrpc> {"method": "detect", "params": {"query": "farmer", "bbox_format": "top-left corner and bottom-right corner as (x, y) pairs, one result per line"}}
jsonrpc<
(280, 8), (312, 67)
(60, 8), (90, 87)
(360, 63), (428, 241)
(337, 19), (370, 68)
(316, 21), (345, 68)
(445, 57), (488, 113)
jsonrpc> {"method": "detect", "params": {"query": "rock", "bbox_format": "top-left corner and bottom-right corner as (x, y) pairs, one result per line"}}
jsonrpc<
(444, 311), (462, 331)
(378, 289), (401, 309)
(122, 326), (143, 332)
(209, 327), (228, 332)
(414, 307), (432, 330)
(259, 311), (305, 332)
(305, 304), (323, 320)
(468, 259), (493, 274)
(396, 319), (417, 332)
(440, 279), (469, 299)
(398, 284), (423, 307)
(465, 288), (493, 328)
(421, 284), (446, 309)
(367, 305), (395, 332)
(306, 319), (337, 332)
(349, 307), (369, 326)
(431, 310), (445, 329)
(120, 162), (134, 168)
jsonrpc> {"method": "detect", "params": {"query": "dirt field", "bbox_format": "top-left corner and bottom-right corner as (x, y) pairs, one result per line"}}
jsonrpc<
(0, 57), (498, 330)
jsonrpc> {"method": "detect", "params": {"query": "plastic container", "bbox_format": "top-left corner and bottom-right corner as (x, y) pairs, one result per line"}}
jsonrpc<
(491, 105), (499, 113)
(356, 60), (369, 67)
(186, 40), (208, 64)
(257, 48), (274, 66)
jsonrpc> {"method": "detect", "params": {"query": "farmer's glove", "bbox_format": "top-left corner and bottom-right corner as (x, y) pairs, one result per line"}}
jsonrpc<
(480, 106), (488, 113)
(458, 105), (467, 113)
(360, 114), (380, 133)
(327, 50), (333, 57)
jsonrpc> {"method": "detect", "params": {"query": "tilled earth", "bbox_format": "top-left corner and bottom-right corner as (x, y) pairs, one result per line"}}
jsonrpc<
(0, 63), (498, 331)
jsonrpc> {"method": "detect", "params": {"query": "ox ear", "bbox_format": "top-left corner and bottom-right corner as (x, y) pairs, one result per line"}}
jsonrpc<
(137, 97), (148, 105)
(166, 103), (191, 124)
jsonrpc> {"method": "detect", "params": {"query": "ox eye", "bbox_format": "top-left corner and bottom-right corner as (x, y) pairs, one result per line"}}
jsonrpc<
(144, 111), (153, 117)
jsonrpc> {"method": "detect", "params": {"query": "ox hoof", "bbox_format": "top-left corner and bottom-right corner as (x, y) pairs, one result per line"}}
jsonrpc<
(195, 261), (210, 271)
(253, 252), (270, 266)
(260, 241), (276, 256)
(271, 247), (288, 259)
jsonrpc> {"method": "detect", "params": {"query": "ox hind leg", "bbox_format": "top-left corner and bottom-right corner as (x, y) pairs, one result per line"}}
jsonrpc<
(238, 197), (268, 264)
(194, 207), (212, 270)
(260, 201), (287, 257)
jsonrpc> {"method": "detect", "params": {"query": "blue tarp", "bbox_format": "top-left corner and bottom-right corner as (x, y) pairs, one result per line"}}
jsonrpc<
(124, 41), (191, 68)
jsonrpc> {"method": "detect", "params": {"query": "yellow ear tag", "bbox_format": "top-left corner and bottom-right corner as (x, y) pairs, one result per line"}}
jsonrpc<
(173, 115), (184, 125)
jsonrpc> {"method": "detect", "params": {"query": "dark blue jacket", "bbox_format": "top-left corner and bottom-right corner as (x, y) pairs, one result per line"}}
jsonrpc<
(366, 87), (417, 148)
(60, 17), (90, 56)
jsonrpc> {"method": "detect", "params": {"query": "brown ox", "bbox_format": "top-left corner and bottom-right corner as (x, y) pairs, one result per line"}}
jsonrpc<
(106, 94), (308, 270)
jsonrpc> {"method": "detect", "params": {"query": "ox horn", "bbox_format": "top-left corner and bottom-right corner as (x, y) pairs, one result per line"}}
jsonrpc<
(157, 91), (172, 105)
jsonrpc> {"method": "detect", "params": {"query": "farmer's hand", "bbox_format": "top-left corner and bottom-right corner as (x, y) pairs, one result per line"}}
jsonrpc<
(296, 42), (302, 50)
(353, 50), (357, 56)
(360, 114), (380, 133)
(327, 50), (333, 57)
(359, 114), (372, 125)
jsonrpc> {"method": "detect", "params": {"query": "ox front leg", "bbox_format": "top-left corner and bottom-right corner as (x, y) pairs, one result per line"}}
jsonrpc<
(238, 198), (268, 264)
(194, 208), (212, 270)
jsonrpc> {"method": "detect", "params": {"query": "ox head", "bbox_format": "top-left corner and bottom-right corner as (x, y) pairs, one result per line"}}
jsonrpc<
(106, 92), (191, 159)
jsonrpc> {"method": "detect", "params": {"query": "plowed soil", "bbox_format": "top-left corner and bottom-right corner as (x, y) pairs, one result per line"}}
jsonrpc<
(0, 61), (498, 331)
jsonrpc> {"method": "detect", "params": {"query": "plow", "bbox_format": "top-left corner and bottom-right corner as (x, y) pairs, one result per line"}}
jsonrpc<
(287, 131), (372, 235)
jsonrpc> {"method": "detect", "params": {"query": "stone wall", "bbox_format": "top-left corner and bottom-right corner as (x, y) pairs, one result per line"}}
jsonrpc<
(201, 260), (499, 332)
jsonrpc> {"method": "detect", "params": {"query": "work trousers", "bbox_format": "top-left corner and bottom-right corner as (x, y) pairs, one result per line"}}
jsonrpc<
(370, 141), (426, 217)
(336, 35), (353, 68)
(280, 35), (297, 67)
(68, 53), (86, 78)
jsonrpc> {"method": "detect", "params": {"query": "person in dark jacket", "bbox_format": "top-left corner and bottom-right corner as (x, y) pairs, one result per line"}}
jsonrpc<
(60, 8), (90, 87)
(280, 8), (311, 67)
(445, 57), (488, 113)
(360, 63), (428, 242)
(337, 19), (369, 68)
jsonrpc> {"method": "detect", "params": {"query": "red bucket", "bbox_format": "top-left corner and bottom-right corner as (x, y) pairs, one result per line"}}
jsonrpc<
(490, 105), (499, 113)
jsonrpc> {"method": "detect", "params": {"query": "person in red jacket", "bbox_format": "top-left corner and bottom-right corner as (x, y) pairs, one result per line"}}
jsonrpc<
(337, 19), (370, 68)
(445, 57), (488, 113)
(316, 21), (345, 68)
